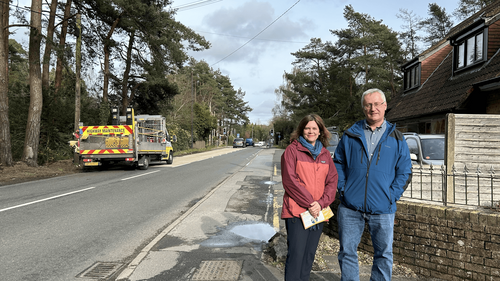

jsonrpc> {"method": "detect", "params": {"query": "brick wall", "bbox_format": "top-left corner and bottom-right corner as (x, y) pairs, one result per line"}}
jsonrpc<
(324, 199), (500, 280)
(488, 21), (500, 59)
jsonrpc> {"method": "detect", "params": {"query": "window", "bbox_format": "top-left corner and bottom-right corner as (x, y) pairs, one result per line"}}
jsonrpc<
(453, 25), (486, 71)
(402, 61), (420, 91)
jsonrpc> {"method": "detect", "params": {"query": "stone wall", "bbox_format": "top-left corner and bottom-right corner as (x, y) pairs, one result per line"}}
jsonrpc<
(324, 199), (500, 280)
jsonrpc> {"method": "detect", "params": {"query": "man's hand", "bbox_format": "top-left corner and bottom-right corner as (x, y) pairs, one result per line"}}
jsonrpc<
(309, 201), (321, 218)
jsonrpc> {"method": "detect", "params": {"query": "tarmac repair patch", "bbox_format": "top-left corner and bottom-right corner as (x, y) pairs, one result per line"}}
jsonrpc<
(191, 260), (242, 280)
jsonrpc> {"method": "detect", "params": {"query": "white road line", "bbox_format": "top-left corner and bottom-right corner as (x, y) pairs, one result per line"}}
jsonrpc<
(0, 186), (96, 213)
(121, 170), (160, 180)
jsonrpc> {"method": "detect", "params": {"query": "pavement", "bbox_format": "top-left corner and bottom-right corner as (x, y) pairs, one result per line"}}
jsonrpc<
(115, 148), (424, 281)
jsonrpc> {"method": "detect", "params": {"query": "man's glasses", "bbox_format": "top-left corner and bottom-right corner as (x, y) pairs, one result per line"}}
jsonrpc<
(363, 102), (385, 110)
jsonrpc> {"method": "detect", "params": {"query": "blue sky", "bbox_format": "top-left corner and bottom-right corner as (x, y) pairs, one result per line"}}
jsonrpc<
(173, 0), (459, 124)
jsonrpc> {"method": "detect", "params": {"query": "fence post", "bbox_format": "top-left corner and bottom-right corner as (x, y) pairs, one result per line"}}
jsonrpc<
(445, 113), (455, 204)
(441, 165), (447, 206)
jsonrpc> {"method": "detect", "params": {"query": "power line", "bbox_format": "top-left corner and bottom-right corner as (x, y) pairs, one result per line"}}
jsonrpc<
(173, 0), (223, 12)
(210, 0), (301, 66)
(196, 30), (309, 44)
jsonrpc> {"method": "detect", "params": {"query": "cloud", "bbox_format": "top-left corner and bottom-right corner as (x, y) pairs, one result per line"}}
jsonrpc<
(248, 97), (275, 125)
(199, 0), (311, 64)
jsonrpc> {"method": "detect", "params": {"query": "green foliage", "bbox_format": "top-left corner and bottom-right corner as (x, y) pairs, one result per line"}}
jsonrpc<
(419, 3), (454, 46)
(193, 103), (217, 142)
(166, 122), (191, 152)
(273, 117), (296, 146)
(274, 5), (404, 135)
(8, 90), (29, 161)
(454, 0), (495, 20)
(134, 79), (178, 115)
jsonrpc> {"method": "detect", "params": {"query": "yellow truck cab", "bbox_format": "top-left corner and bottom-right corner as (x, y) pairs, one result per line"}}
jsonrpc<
(77, 107), (174, 170)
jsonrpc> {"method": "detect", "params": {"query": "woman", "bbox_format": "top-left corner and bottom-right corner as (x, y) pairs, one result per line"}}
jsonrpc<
(281, 114), (338, 281)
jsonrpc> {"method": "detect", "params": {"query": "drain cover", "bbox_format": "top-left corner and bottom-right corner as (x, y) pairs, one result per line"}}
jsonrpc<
(78, 262), (123, 279)
(191, 260), (243, 280)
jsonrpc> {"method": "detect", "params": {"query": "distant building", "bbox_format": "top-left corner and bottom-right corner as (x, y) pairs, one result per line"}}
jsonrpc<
(386, 1), (500, 134)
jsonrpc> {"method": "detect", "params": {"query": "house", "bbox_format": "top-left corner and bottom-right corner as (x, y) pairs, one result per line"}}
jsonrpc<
(386, 1), (500, 133)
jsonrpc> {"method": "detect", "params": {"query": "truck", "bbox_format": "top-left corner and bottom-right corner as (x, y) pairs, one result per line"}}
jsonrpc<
(76, 107), (174, 170)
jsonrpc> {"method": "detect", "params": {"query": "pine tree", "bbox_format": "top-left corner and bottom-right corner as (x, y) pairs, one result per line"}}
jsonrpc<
(420, 3), (454, 47)
(454, 0), (496, 20)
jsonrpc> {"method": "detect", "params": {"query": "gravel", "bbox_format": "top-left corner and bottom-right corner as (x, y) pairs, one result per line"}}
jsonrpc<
(263, 233), (421, 279)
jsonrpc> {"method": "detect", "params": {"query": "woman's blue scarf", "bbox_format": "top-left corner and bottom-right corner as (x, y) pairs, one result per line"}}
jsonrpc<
(298, 136), (323, 160)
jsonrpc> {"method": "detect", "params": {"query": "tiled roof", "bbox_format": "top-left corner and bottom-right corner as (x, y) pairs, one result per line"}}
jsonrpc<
(387, 1), (500, 122)
(447, 0), (500, 40)
(388, 48), (500, 121)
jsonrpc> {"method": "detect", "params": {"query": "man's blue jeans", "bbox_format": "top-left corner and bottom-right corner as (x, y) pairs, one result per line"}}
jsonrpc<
(337, 203), (395, 281)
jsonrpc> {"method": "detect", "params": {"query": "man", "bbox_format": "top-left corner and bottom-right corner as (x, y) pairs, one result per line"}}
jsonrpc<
(333, 88), (412, 280)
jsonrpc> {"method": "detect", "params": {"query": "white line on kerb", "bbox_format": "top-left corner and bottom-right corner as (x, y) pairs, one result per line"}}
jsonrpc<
(121, 170), (159, 180)
(0, 186), (96, 213)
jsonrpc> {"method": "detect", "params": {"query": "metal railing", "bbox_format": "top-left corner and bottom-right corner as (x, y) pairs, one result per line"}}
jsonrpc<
(402, 164), (500, 209)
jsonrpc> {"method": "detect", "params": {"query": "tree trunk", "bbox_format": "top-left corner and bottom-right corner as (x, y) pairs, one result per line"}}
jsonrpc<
(54, 0), (72, 96)
(41, 0), (58, 90)
(0, 0), (12, 166)
(121, 30), (134, 114)
(24, 0), (43, 167)
(103, 17), (120, 105)
(74, 13), (81, 131)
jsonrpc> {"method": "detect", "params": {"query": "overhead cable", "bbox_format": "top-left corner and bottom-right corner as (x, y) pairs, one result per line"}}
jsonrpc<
(211, 0), (301, 66)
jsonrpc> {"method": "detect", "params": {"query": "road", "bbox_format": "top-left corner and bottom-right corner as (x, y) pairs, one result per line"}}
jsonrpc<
(0, 147), (263, 281)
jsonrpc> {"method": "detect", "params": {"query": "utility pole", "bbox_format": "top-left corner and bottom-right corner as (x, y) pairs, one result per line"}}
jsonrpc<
(191, 71), (194, 148)
(74, 12), (81, 132)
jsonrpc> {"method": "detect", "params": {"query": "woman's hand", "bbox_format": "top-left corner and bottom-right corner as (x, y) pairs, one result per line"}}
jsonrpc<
(309, 201), (321, 218)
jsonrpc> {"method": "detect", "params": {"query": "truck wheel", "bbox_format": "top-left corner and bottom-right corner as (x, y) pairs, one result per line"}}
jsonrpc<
(167, 152), (174, 164)
(139, 156), (149, 170)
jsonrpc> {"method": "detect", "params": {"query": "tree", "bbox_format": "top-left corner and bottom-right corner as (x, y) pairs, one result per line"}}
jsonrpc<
(275, 5), (404, 133)
(0, 0), (12, 166)
(332, 5), (403, 95)
(193, 103), (216, 142)
(419, 3), (454, 47)
(41, 0), (58, 90)
(397, 9), (423, 60)
(53, 0), (73, 97)
(454, 0), (496, 20)
(23, 0), (43, 167)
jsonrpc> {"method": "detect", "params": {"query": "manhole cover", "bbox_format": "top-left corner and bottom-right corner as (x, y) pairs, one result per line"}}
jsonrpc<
(78, 262), (123, 279)
(191, 260), (243, 280)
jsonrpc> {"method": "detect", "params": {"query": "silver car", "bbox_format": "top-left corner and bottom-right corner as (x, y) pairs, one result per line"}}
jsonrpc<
(404, 133), (445, 166)
(233, 138), (246, 148)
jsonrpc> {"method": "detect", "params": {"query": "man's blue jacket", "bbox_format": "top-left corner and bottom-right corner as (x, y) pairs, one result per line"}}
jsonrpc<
(333, 120), (412, 214)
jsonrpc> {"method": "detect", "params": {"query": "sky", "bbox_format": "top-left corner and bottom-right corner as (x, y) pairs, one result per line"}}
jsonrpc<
(172, 0), (460, 125)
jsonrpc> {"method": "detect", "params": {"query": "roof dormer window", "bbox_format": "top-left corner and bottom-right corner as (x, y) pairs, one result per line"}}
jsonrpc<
(452, 23), (487, 72)
(402, 60), (420, 92)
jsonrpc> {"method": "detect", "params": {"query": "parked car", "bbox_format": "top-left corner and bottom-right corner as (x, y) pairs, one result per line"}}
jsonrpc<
(245, 138), (254, 146)
(326, 129), (340, 158)
(233, 138), (246, 148)
(403, 133), (445, 165)
(254, 141), (265, 147)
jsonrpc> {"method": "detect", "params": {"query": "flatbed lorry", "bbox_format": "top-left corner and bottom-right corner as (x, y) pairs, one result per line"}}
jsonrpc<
(76, 107), (174, 170)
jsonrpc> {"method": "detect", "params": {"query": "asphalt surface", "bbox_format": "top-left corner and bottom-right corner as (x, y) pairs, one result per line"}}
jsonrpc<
(114, 147), (428, 281)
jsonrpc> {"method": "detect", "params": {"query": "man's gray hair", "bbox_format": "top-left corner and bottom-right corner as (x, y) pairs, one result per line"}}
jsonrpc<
(361, 88), (386, 108)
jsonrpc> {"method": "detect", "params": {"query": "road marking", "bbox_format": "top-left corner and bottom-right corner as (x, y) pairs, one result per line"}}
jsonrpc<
(121, 170), (160, 181)
(273, 190), (281, 232)
(0, 187), (96, 213)
(117, 150), (263, 280)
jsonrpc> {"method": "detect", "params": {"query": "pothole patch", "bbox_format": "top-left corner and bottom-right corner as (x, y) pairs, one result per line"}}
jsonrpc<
(191, 260), (243, 280)
(77, 262), (124, 279)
